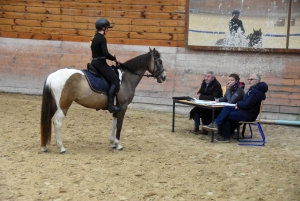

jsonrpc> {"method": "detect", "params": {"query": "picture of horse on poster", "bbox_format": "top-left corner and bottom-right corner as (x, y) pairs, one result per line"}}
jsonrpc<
(215, 28), (262, 47)
(40, 48), (166, 153)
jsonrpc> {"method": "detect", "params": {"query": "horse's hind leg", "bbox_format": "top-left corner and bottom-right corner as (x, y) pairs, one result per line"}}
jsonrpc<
(53, 109), (67, 153)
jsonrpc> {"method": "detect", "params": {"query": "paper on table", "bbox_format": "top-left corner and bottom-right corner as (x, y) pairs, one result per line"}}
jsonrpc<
(193, 99), (236, 106)
(209, 102), (236, 106)
(194, 100), (215, 104)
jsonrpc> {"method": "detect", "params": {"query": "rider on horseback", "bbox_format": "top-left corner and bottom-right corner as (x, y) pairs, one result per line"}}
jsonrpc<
(227, 9), (247, 46)
(90, 18), (122, 113)
(229, 9), (245, 36)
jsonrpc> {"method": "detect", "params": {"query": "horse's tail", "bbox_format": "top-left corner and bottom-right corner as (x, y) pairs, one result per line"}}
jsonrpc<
(40, 76), (57, 147)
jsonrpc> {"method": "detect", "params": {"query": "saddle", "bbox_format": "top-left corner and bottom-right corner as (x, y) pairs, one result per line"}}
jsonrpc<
(81, 63), (109, 94)
(83, 63), (121, 93)
(82, 63), (121, 111)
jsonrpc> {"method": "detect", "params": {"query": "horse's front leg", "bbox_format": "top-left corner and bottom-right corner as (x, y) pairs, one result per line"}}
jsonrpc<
(110, 109), (127, 150)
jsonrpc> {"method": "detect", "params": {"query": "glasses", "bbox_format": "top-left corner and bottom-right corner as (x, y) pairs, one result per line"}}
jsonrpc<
(248, 78), (257, 81)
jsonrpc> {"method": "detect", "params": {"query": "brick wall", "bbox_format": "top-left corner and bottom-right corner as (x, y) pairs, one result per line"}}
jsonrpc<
(0, 37), (299, 120)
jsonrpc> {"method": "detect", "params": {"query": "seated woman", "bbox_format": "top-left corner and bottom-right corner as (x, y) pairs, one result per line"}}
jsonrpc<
(215, 73), (245, 136)
(216, 73), (245, 104)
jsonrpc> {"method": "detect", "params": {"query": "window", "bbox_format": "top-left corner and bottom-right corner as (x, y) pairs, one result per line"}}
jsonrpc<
(186, 0), (300, 52)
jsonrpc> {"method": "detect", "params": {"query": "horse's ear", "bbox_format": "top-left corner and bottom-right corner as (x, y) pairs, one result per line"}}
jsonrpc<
(153, 48), (157, 53)
(259, 28), (261, 32)
(253, 28), (255, 32)
(149, 47), (152, 52)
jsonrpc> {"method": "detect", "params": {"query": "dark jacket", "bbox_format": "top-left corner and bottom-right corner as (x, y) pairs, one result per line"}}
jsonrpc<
(197, 79), (223, 101)
(237, 82), (268, 121)
(91, 33), (116, 61)
(219, 82), (245, 104)
(190, 78), (223, 121)
(229, 18), (245, 35)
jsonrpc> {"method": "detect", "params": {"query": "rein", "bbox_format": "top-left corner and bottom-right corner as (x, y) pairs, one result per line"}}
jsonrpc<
(117, 58), (164, 79)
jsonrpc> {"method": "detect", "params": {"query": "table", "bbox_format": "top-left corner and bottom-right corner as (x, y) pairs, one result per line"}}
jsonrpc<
(172, 99), (224, 142)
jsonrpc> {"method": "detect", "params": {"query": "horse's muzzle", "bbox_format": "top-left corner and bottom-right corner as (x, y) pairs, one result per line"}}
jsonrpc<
(157, 75), (166, 83)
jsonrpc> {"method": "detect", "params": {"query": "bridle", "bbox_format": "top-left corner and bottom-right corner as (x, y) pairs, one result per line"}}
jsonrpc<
(150, 58), (165, 79)
(118, 56), (165, 79)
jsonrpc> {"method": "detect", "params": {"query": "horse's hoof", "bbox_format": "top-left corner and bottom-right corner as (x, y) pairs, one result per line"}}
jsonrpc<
(41, 147), (48, 152)
(60, 148), (66, 154)
(116, 144), (123, 150)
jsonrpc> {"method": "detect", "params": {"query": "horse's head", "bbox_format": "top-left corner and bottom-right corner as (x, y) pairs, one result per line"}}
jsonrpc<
(253, 28), (262, 37)
(248, 28), (262, 47)
(149, 47), (166, 83)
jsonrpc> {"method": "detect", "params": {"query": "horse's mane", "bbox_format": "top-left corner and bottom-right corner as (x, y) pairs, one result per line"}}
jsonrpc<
(122, 52), (152, 72)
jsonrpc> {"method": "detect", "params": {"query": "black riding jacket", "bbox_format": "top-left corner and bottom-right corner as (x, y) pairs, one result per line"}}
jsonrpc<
(229, 18), (245, 34)
(91, 33), (116, 61)
(90, 33), (120, 89)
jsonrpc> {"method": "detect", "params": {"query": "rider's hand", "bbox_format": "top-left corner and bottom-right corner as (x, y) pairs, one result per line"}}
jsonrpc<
(115, 59), (121, 65)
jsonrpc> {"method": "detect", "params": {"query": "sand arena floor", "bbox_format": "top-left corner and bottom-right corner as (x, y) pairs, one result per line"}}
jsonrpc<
(0, 93), (300, 200)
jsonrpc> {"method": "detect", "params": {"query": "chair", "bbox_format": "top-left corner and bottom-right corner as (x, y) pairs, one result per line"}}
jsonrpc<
(237, 101), (265, 146)
(222, 86), (226, 95)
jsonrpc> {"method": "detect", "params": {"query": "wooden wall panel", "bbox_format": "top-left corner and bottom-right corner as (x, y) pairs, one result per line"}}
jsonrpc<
(0, 0), (186, 47)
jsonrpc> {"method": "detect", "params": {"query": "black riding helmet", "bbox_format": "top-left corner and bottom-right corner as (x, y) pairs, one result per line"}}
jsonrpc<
(95, 18), (113, 30)
(232, 9), (240, 16)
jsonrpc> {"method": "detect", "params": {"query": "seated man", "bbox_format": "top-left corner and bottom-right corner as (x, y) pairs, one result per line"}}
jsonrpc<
(190, 71), (223, 135)
(203, 73), (268, 142)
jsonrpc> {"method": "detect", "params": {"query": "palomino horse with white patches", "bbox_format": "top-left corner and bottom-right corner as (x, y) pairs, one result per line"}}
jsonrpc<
(40, 48), (166, 153)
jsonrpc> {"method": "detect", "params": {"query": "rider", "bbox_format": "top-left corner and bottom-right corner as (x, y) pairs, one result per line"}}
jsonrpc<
(229, 9), (245, 36)
(90, 18), (122, 113)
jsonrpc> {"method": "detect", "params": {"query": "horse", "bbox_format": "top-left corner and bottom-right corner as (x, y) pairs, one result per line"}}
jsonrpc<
(40, 48), (166, 153)
(215, 28), (262, 48)
(247, 28), (262, 47)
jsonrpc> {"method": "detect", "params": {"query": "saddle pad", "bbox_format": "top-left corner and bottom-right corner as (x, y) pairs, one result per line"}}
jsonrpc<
(82, 70), (108, 94)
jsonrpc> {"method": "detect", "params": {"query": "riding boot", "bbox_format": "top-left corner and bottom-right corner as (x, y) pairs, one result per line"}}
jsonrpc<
(108, 85), (122, 113)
